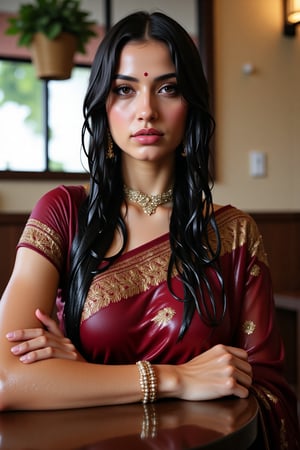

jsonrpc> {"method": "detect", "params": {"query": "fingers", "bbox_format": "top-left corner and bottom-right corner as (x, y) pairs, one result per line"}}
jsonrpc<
(35, 308), (63, 337)
(6, 327), (46, 341)
(9, 334), (75, 355)
(9, 333), (78, 363)
(175, 344), (253, 401)
(214, 345), (253, 397)
(19, 346), (78, 364)
(222, 367), (252, 398)
(218, 346), (253, 378)
(5, 309), (62, 342)
(5, 310), (80, 364)
(218, 345), (250, 364)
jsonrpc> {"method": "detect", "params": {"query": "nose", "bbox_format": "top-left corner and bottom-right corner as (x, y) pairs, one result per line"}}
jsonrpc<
(136, 91), (158, 122)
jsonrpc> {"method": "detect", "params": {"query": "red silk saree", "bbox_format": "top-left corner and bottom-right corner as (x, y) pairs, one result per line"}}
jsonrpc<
(18, 185), (300, 449)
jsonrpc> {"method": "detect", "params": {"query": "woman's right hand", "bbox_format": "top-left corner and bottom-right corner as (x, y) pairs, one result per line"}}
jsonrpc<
(6, 308), (86, 364)
(167, 344), (253, 401)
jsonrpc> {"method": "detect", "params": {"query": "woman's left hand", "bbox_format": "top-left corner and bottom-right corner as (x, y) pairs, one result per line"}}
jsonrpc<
(6, 309), (85, 363)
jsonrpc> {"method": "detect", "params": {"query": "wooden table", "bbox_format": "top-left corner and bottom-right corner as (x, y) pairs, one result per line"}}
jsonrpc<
(0, 396), (258, 449)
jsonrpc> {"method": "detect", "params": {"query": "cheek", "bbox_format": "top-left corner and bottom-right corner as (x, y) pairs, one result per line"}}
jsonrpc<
(107, 105), (129, 130)
(168, 104), (188, 132)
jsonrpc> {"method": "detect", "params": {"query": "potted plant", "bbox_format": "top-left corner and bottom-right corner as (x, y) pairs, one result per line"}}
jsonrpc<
(6, 0), (97, 80)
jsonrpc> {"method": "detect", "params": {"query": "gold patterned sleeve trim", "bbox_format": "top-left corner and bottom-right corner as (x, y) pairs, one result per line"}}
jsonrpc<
(211, 208), (269, 267)
(18, 218), (64, 270)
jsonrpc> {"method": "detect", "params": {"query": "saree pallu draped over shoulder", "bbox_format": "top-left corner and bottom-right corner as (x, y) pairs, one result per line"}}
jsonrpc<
(18, 184), (300, 449)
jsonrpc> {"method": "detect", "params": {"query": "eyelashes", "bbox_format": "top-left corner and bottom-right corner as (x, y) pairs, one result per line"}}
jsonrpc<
(112, 85), (133, 96)
(112, 83), (180, 97)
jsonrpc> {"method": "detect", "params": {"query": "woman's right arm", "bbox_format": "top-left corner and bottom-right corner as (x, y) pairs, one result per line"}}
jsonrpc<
(0, 248), (148, 410)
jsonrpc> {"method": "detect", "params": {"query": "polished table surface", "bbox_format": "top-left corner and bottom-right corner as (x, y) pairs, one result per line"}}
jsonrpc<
(0, 395), (258, 449)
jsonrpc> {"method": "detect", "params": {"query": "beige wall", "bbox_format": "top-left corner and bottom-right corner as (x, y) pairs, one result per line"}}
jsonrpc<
(213, 0), (300, 211)
(0, 0), (299, 212)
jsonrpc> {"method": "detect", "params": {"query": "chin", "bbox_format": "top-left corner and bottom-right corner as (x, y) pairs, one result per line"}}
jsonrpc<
(138, 148), (174, 161)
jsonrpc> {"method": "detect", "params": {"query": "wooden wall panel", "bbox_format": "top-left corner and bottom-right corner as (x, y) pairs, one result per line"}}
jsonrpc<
(0, 214), (28, 296)
(250, 212), (300, 292)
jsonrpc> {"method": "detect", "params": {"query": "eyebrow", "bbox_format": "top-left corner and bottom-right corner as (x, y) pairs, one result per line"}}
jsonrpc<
(113, 72), (177, 82)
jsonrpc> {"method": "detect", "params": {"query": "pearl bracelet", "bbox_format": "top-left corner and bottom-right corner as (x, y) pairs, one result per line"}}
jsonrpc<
(136, 360), (158, 404)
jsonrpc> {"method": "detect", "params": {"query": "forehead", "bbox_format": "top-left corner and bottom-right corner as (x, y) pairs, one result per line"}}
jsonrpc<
(116, 40), (175, 75)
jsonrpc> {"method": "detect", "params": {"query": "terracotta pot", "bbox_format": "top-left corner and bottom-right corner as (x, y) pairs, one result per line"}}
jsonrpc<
(30, 32), (77, 80)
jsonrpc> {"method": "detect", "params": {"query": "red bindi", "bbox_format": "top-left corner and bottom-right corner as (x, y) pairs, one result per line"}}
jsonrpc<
(143, 72), (148, 77)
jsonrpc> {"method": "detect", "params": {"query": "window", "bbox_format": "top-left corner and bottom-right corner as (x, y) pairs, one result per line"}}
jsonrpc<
(48, 66), (89, 173)
(0, 7), (105, 179)
(0, 59), (90, 175)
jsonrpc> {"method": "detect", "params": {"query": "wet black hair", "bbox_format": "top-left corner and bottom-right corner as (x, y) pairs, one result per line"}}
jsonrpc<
(64, 11), (225, 352)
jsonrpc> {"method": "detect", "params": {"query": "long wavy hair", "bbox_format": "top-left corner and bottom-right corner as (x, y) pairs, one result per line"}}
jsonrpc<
(64, 11), (226, 352)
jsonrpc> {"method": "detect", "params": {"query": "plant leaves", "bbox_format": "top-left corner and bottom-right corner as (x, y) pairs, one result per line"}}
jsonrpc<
(47, 22), (63, 39)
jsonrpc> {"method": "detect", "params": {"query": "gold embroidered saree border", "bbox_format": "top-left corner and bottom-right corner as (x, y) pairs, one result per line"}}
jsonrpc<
(82, 208), (268, 323)
(82, 238), (171, 322)
(18, 218), (64, 270)
(250, 384), (290, 450)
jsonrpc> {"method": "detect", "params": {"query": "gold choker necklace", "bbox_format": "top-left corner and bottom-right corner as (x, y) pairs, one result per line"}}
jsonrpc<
(124, 185), (173, 215)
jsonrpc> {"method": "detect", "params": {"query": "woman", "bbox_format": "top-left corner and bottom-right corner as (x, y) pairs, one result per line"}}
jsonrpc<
(0, 11), (298, 449)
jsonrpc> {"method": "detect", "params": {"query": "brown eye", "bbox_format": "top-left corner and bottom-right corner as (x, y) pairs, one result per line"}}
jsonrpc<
(159, 83), (180, 96)
(113, 85), (134, 96)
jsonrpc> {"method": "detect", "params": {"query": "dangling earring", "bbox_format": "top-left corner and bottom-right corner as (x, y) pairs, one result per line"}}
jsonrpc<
(106, 130), (115, 159)
(181, 141), (187, 157)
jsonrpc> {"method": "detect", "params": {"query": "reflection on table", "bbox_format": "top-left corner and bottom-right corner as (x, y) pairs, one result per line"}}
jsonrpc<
(0, 395), (258, 449)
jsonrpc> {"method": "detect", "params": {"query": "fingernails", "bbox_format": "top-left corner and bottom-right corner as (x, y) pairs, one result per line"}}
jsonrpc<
(19, 354), (32, 363)
(6, 331), (15, 339)
(10, 345), (21, 355)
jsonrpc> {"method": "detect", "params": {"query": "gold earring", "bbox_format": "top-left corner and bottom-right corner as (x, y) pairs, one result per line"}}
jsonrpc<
(181, 141), (187, 157)
(106, 131), (115, 159)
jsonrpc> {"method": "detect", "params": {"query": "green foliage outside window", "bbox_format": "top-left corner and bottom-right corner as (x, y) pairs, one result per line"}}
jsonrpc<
(0, 60), (42, 134)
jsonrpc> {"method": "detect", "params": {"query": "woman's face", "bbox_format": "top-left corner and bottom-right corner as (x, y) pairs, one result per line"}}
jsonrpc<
(106, 39), (188, 163)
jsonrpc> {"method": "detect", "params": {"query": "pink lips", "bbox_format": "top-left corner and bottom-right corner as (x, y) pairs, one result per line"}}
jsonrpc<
(132, 128), (162, 137)
(132, 128), (163, 145)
